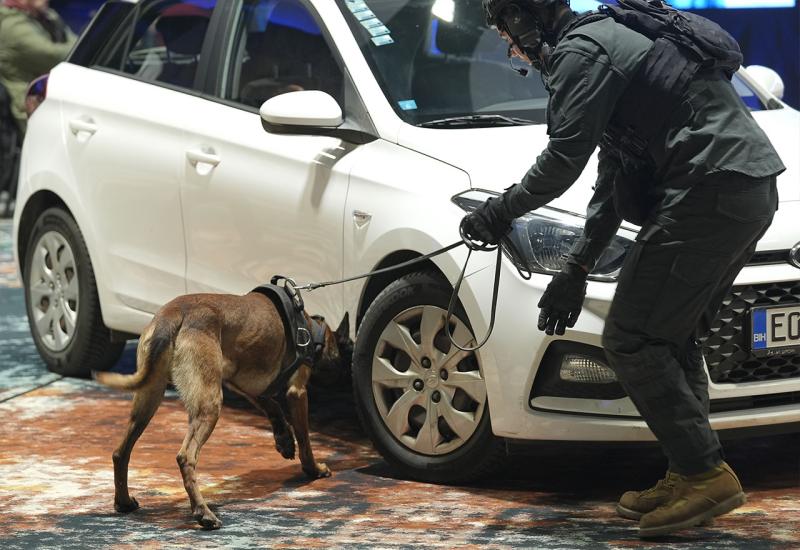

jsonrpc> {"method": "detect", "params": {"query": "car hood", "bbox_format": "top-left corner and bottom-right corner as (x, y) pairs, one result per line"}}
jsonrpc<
(397, 108), (800, 213)
(397, 124), (598, 216)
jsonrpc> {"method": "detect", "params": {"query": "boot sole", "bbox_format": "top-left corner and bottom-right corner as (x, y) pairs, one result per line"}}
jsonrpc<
(638, 492), (746, 538)
(616, 504), (644, 521)
(617, 504), (715, 525)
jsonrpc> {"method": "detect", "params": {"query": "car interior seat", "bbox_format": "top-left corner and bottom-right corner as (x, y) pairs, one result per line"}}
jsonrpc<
(410, 22), (477, 113)
(411, 20), (540, 115)
(155, 8), (211, 88)
(238, 11), (342, 107)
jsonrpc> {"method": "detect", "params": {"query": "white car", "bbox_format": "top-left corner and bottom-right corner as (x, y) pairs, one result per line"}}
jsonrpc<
(13, 0), (800, 482)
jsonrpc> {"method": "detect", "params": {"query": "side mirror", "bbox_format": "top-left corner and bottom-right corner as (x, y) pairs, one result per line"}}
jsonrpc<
(745, 65), (785, 100)
(260, 90), (343, 129)
(259, 89), (377, 144)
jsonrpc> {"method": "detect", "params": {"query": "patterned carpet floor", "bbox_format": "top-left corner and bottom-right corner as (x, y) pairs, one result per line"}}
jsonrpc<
(1, 219), (798, 549)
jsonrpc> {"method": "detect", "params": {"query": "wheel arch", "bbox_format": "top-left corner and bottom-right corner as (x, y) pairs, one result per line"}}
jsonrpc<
(355, 249), (450, 332)
(18, 202), (126, 375)
(16, 190), (73, 280)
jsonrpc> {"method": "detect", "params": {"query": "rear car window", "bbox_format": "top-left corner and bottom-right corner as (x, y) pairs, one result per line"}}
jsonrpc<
(68, 2), (136, 67)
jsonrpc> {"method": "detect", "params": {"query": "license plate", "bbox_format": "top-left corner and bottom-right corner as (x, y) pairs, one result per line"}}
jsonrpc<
(750, 304), (800, 357)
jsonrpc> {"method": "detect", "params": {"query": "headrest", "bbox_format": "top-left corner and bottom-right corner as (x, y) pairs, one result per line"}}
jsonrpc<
(434, 22), (476, 56)
(156, 7), (211, 56)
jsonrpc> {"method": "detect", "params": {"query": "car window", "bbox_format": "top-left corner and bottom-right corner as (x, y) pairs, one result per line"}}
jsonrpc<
(732, 73), (766, 111)
(118, 0), (217, 90)
(69, 2), (136, 68)
(225, 0), (344, 109)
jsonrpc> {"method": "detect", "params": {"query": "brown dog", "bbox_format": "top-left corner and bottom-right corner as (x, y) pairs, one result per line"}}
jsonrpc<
(94, 291), (350, 530)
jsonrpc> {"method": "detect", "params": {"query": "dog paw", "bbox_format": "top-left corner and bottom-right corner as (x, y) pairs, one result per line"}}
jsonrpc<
(114, 497), (140, 514)
(304, 462), (332, 479)
(275, 435), (296, 460)
(194, 509), (222, 530)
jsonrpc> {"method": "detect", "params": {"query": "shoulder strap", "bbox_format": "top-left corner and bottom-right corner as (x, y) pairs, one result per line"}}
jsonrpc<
(599, 0), (741, 77)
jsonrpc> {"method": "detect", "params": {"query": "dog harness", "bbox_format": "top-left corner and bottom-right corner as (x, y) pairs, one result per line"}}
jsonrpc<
(251, 276), (326, 396)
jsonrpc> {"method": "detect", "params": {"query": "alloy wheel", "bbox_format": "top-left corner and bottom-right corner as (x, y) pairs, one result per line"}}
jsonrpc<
(371, 305), (487, 456)
(28, 231), (79, 352)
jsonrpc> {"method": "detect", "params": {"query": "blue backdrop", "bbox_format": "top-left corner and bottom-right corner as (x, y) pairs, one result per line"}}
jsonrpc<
(691, 6), (799, 108)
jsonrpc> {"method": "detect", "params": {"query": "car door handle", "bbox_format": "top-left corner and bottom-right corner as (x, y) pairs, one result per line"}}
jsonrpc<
(68, 118), (97, 136)
(186, 148), (221, 167)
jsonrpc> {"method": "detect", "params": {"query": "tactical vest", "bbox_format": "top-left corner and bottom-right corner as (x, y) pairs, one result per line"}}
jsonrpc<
(565, 0), (743, 223)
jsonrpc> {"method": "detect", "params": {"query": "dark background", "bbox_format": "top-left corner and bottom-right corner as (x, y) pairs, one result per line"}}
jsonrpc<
(49, 1), (800, 108)
(694, 6), (800, 109)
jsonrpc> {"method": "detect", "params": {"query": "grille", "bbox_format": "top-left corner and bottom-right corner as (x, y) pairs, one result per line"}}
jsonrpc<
(701, 280), (800, 384)
(747, 250), (790, 266)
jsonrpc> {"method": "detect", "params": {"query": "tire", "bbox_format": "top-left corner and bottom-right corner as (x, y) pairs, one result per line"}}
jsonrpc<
(23, 208), (124, 377)
(352, 270), (505, 483)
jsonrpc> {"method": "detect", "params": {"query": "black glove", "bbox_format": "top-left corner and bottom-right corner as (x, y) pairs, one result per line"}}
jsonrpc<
(461, 196), (513, 245)
(461, 185), (518, 244)
(537, 262), (588, 336)
(462, 184), (543, 245)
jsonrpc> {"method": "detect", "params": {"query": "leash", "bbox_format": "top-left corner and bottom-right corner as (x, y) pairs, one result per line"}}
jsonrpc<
(288, 222), (532, 353)
(293, 241), (465, 291)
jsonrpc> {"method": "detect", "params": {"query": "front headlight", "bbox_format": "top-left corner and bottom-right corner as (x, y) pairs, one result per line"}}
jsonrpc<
(453, 189), (636, 282)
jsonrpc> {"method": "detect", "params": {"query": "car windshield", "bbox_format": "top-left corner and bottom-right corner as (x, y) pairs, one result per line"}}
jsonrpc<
(335, 1), (771, 125)
(335, 0), (550, 126)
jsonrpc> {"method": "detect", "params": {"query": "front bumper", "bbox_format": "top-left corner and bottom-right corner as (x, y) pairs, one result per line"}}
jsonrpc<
(461, 255), (800, 441)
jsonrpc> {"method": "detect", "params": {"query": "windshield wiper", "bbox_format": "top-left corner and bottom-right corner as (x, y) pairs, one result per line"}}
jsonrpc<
(419, 114), (534, 128)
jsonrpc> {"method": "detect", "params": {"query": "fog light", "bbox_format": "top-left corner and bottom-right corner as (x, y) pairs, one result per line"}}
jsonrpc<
(559, 354), (617, 384)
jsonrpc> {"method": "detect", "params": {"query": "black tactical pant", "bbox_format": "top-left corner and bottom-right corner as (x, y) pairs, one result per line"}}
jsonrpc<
(603, 173), (778, 476)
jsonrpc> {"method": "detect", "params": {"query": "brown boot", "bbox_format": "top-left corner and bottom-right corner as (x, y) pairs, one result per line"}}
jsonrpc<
(639, 462), (746, 538)
(617, 471), (680, 520)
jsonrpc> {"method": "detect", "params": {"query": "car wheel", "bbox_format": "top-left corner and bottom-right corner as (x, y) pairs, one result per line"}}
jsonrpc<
(353, 270), (505, 483)
(23, 208), (124, 377)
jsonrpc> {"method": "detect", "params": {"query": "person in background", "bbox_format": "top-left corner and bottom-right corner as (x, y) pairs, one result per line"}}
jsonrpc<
(0, 0), (75, 217)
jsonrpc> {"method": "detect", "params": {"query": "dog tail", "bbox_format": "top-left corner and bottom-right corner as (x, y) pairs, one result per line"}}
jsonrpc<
(93, 316), (179, 392)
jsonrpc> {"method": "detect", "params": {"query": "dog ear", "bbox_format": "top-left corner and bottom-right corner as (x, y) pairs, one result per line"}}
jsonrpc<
(335, 312), (350, 343)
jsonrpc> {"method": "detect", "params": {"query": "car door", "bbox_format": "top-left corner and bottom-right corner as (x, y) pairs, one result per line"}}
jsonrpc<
(60, 0), (219, 316)
(178, 0), (350, 321)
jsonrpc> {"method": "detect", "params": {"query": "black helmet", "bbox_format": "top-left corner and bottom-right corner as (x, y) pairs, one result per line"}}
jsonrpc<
(483, 0), (560, 29)
(482, 0), (568, 70)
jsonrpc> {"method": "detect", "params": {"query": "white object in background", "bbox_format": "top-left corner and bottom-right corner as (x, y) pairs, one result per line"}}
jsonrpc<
(746, 65), (785, 100)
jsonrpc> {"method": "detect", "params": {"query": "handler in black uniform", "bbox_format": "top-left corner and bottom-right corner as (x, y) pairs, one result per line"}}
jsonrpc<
(462, 0), (785, 538)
